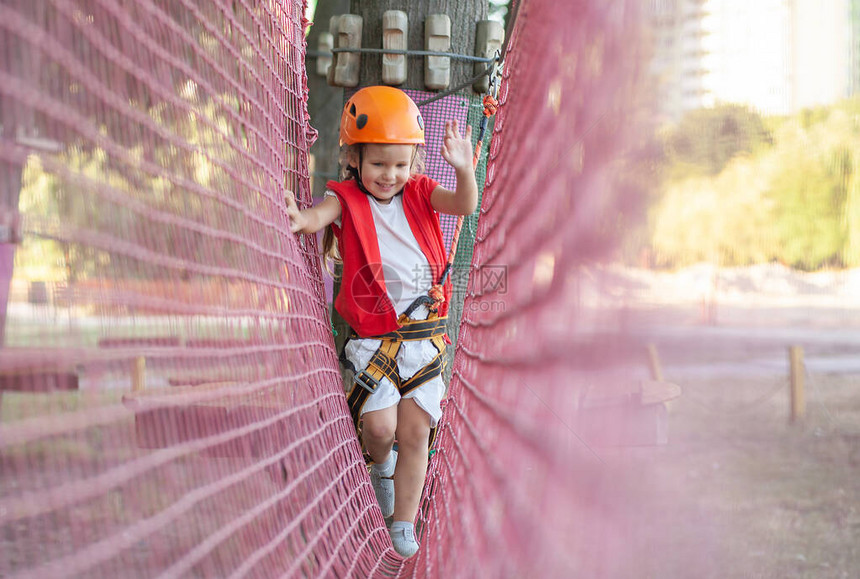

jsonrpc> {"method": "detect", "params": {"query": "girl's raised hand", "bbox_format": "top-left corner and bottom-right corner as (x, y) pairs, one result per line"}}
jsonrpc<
(440, 119), (473, 172)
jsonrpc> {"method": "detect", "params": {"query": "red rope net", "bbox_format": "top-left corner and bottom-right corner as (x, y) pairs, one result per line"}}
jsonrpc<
(1, 0), (655, 577)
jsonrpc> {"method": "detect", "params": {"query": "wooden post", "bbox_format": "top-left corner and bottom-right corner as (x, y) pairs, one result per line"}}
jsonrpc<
(788, 346), (805, 422)
(647, 343), (663, 382)
(132, 357), (146, 392)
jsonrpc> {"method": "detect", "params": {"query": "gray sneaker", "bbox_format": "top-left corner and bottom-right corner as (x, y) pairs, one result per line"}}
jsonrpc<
(370, 450), (397, 518)
(389, 523), (419, 558)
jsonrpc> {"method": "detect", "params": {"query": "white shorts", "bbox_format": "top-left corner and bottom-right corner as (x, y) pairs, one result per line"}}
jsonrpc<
(344, 313), (447, 427)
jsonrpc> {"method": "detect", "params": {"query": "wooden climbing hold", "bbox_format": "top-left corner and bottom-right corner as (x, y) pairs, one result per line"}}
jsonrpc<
(382, 11), (407, 85)
(425, 14), (451, 90)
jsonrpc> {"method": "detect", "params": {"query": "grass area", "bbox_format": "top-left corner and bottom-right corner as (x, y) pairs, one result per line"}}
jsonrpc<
(3, 300), (858, 576)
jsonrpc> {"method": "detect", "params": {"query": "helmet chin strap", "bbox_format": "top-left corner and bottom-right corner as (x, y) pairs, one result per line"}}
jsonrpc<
(347, 147), (373, 196)
(353, 170), (373, 196)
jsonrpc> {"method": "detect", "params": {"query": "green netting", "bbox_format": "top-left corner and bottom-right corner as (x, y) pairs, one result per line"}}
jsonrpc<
(443, 92), (494, 379)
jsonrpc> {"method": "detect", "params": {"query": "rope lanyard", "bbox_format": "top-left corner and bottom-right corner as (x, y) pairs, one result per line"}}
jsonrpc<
(438, 62), (500, 287)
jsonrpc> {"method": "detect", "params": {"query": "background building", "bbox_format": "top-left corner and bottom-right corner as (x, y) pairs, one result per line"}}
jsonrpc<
(648, 0), (857, 121)
(647, 0), (711, 119)
(847, 0), (860, 94)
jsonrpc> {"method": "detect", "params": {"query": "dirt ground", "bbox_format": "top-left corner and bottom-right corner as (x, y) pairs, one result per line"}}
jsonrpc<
(3, 269), (859, 577)
(599, 304), (860, 579)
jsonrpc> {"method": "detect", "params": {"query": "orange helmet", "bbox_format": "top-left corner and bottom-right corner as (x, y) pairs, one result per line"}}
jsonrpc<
(339, 86), (425, 146)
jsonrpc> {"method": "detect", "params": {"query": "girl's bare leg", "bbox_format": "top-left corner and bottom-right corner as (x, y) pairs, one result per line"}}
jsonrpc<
(362, 405), (400, 518)
(392, 398), (431, 522)
(361, 405), (398, 463)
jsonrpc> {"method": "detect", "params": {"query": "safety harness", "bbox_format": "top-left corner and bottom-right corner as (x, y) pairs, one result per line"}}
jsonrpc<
(341, 312), (448, 434)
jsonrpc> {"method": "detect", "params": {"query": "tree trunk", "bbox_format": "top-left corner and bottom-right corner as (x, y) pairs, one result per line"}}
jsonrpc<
(350, 0), (488, 91)
(306, 0), (350, 199)
(0, 162), (22, 347)
(0, 1), (36, 347)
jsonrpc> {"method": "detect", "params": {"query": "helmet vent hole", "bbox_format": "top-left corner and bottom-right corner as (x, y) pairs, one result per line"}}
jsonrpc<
(356, 114), (368, 130)
(349, 103), (357, 116)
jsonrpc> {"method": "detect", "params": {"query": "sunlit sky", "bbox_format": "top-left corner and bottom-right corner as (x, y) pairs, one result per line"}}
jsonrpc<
(652, 0), (854, 118)
(703, 0), (850, 114)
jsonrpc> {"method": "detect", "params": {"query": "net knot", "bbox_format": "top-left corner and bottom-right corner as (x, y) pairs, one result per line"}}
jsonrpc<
(428, 284), (446, 311)
(482, 95), (499, 117)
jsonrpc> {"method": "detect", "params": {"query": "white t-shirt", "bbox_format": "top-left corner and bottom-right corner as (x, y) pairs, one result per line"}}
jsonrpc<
(326, 191), (432, 316)
(326, 189), (446, 426)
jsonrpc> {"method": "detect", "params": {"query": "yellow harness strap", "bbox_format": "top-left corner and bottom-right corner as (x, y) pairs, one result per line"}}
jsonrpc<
(345, 314), (448, 438)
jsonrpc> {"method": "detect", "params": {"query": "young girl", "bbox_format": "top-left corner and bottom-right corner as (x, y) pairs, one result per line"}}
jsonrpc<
(285, 86), (477, 558)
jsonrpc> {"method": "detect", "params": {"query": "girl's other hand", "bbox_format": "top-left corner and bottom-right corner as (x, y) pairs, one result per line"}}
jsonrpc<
(285, 190), (306, 233)
(440, 119), (473, 172)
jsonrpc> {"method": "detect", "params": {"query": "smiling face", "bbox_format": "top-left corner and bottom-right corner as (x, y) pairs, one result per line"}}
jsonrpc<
(349, 143), (415, 204)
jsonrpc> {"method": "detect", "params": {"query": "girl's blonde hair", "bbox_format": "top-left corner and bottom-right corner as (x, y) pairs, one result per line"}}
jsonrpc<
(321, 143), (426, 275)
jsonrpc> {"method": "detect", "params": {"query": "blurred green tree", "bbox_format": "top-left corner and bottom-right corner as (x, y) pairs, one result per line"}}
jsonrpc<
(652, 98), (860, 270)
(664, 104), (772, 177)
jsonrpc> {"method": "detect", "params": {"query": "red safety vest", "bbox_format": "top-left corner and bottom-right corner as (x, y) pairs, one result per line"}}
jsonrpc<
(327, 175), (452, 337)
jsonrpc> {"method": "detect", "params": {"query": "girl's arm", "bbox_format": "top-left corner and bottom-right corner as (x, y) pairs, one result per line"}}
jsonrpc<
(286, 191), (342, 234)
(430, 120), (479, 216)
